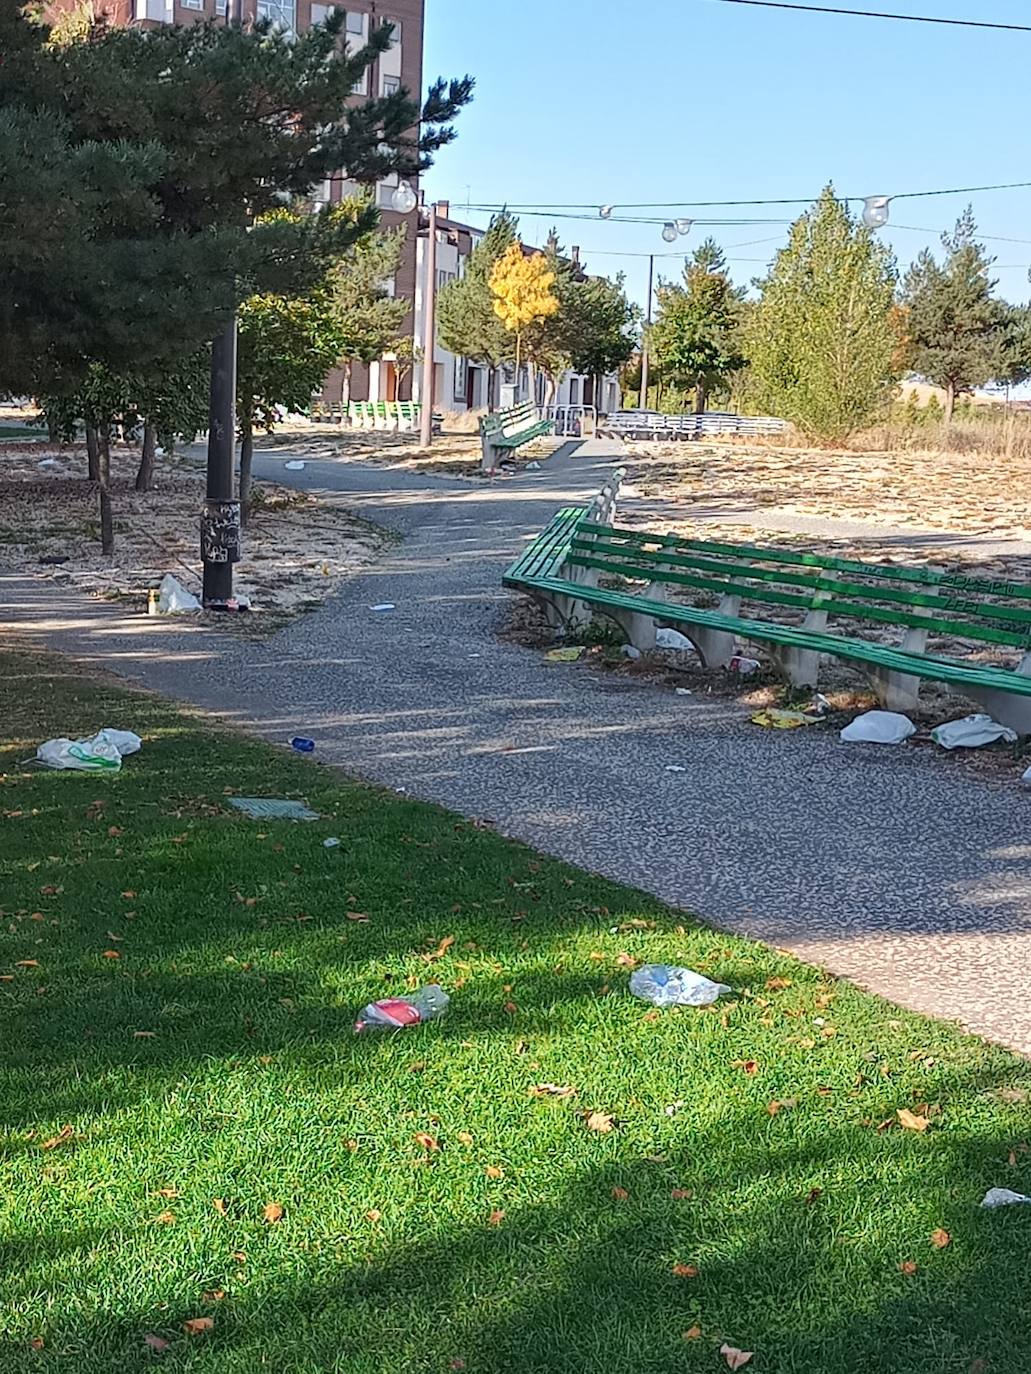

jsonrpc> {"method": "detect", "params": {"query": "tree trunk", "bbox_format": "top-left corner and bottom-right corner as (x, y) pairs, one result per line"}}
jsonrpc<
(487, 366), (496, 413)
(944, 380), (956, 425)
(98, 425), (114, 556)
(135, 423), (157, 493)
(85, 425), (100, 481)
(694, 379), (707, 415)
(527, 360), (538, 411)
(339, 360), (353, 409)
(239, 416), (254, 527)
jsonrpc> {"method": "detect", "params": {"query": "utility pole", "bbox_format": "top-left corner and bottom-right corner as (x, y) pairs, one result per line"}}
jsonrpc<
(418, 201), (438, 448)
(639, 253), (654, 411)
(201, 0), (244, 609)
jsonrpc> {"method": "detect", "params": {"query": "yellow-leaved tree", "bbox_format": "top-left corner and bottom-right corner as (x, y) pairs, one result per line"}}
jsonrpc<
(489, 242), (560, 401)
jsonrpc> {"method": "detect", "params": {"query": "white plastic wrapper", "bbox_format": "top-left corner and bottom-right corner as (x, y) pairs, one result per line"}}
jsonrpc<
(930, 714), (1018, 750)
(157, 574), (201, 614)
(36, 727), (142, 772)
(630, 964), (731, 1008)
(840, 710), (916, 745)
(655, 628), (693, 651)
(981, 1187), (1031, 1209)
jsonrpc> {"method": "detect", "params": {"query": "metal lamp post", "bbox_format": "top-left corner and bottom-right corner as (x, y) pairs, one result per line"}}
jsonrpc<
(418, 200), (438, 448)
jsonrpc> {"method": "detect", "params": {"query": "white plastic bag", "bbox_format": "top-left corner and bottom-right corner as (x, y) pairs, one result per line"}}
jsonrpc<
(95, 728), (142, 757)
(931, 714), (1017, 750)
(284, 460), (305, 470)
(629, 964), (731, 1008)
(157, 574), (201, 614)
(840, 710), (916, 745)
(656, 628), (693, 651)
(36, 727), (141, 772)
(981, 1187), (1031, 1209)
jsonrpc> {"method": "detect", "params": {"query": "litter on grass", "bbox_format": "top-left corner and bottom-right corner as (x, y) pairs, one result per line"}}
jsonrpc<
(751, 708), (821, 730)
(157, 574), (201, 614)
(630, 964), (732, 1008)
(228, 797), (319, 821)
(840, 710), (916, 745)
(355, 985), (449, 1032)
(323, 837), (341, 848)
(930, 714), (1018, 750)
(981, 1188), (1031, 1209)
(36, 727), (142, 772)
(546, 647), (585, 663)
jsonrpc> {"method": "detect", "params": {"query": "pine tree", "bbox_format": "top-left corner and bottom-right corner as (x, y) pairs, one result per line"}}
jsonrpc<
(903, 209), (1009, 422)
(651, 239), (746, 414)
(436, 212), (518, 409)
(747, 186), (899, 443)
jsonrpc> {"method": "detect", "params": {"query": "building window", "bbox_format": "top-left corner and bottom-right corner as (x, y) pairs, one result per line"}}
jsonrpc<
(181, 0), (204, 8)
(385, 16), (401, 44)
(256, 0), (295, 31)
(345, 7), (365, 33)
(454, 357), (468, 403)
(382, 74), (400, 96)
(352, 66), (368, 95)
(215, 0), (227, 10)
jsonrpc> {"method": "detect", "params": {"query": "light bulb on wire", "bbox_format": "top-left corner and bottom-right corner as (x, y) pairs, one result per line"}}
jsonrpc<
(862, 195), (890, 229)
(661, 222), (678, 243)
(598, 204), (613, 219)
(391, 180), (418, 214)
(676, 218), (693, 236)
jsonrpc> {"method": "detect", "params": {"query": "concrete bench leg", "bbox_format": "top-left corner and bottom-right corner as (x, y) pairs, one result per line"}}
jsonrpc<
(682, 594), (740, 669)
(962, 651), (1031, 736)
(768, 575), (837, 688)
(865, 628), (928, 712)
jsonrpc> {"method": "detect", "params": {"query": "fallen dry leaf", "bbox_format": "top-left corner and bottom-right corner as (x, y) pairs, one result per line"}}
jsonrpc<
(765, 976), (792, 990)
(671, 1188), (693, 1200)
(212, 1198), (228, 1217)
(611, 1186), (629, 1201)
(102, 950), (121, 960)
(488, 1209), (505, 1226)
(804, 1187), (823, 1206)
(683, 1326), (702, 1341)
(672, 1263), (699, 1278)
(155, 1188), (179, 1200)
(41, 1125), (74, 1150)
(121, 891), (137, 900)
(262, 1202), (284, 1224)
(153, 1210), (176, 1225)
(767, 1097), (798, 1116)
(720, 1344), (754, 1370)
(485, 1165), (504, 1180)
(15, 960), (39, 969)
(366, 1209), (382, 1223)
(615, 953), (637, 967)
(897, 1108), (931, 1133)
(29, 1337), (44, 1351)
(999, 1087), (1029, 1104)
(456, 1131), (474, 1146)
(421, 935), (455, 962)
(39, 885), (63, 896)
(143, 1333), (169, 1352)
(346, 911), (369, 922)
(528, 1083), (576, 1099)
(899, 1260), (919, 1276)
(202, 1289), (226, 1303)
(183, 1317), (214, 1335)
(930, 1228), (952, 1250)
(584, 1111), (615, 1133)
(503, 1001), (518, 1015)
(414, 1132), (440, 1151)
(133, 1030), (155, 1038)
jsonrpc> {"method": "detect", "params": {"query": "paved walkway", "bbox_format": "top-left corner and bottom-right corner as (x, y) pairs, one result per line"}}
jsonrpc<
(3, 439), (1031, 1053)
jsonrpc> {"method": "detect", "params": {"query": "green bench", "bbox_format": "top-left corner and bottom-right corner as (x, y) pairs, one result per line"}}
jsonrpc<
(480, 401), (553, 472)
(504, 471), (1031, 734)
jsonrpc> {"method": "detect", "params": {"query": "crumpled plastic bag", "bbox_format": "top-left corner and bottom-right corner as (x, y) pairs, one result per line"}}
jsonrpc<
(545, 647), (584, 663)
(981, 1187), (1031, 1209)
(630, 964), (731, 1008)
(751, 709), (821, 730)
(931, 714), (1018, 750)
(840, 710), (916, 745)
(36, 727), (142, 772)
(656, 628), (693, 651)
(157, 574), (201, 614)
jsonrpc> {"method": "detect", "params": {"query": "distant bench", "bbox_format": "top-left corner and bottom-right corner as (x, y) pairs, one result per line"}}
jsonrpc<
(598, 410), (789, 441)
(480, 402), (553, 472)
(504, 470), (1031, 734)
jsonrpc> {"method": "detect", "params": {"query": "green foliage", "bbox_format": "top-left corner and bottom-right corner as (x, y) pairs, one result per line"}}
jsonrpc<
(437, 211), (519, 379)
(325, 194), (410, 387)
(747, 187), (899, 442)
(561, 270), (640, 383)
(651, 239), (746, 412)
(238, 293), (343, 434)
(903, 209), (1008, 419)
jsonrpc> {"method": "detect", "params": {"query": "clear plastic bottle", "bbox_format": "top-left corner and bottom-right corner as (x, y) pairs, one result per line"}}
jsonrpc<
(629, 965), (731, 1008)
(354, 984), (449, 1032)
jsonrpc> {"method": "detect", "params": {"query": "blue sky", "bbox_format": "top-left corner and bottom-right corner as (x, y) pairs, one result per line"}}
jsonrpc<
(422, 0), (1031, 313)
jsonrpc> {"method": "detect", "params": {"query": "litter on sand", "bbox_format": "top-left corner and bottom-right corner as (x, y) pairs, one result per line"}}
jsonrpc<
(36, 728), (142, 772)
(228, 797), (319, 821)
(354, 985), (449, 1032)
(981, 1188), (1031, 1209)
(675, 687), (693, 696)
(526, 461), (541, 471)
(630, 964), (732, 1008)
(840, 710), (916, 745)
(371, 603), (395, 612)
(656, 628), (693, 651)
(157, 574), (201, 614)
(930, 714), (1018, 750)
(546, 647), (585, 663)
(284, 460), (306, 470)
(751, 709), (821, 730)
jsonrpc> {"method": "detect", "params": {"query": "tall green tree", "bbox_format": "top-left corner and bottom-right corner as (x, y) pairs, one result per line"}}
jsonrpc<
(903, 209), (1009, 422)
(436, 211), (518, 409)
(651, 239), (746, 413)
(747, 186), (899, 442)
(325, 194), (410, 406)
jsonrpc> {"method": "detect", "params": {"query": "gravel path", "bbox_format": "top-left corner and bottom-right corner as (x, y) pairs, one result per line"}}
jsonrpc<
(3, 438), (1031, 1053)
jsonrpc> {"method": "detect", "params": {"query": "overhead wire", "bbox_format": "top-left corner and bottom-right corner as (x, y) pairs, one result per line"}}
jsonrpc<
(707, 0), (1031, 33)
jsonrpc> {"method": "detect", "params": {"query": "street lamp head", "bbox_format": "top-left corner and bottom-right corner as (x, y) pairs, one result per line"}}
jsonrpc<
(599, 204), (614, 219)
(675, 218), (693, 236)
(862, 195), (890, 230)
(661, 222), (678, 243)
(391, 180), (418, 214)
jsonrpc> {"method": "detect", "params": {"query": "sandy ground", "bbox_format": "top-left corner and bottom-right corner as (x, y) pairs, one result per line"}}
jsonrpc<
(0, 442), (385, 625)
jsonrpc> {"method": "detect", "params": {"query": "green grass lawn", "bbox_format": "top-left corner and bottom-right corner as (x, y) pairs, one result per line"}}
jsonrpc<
(2, 648), (1031, 1373)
